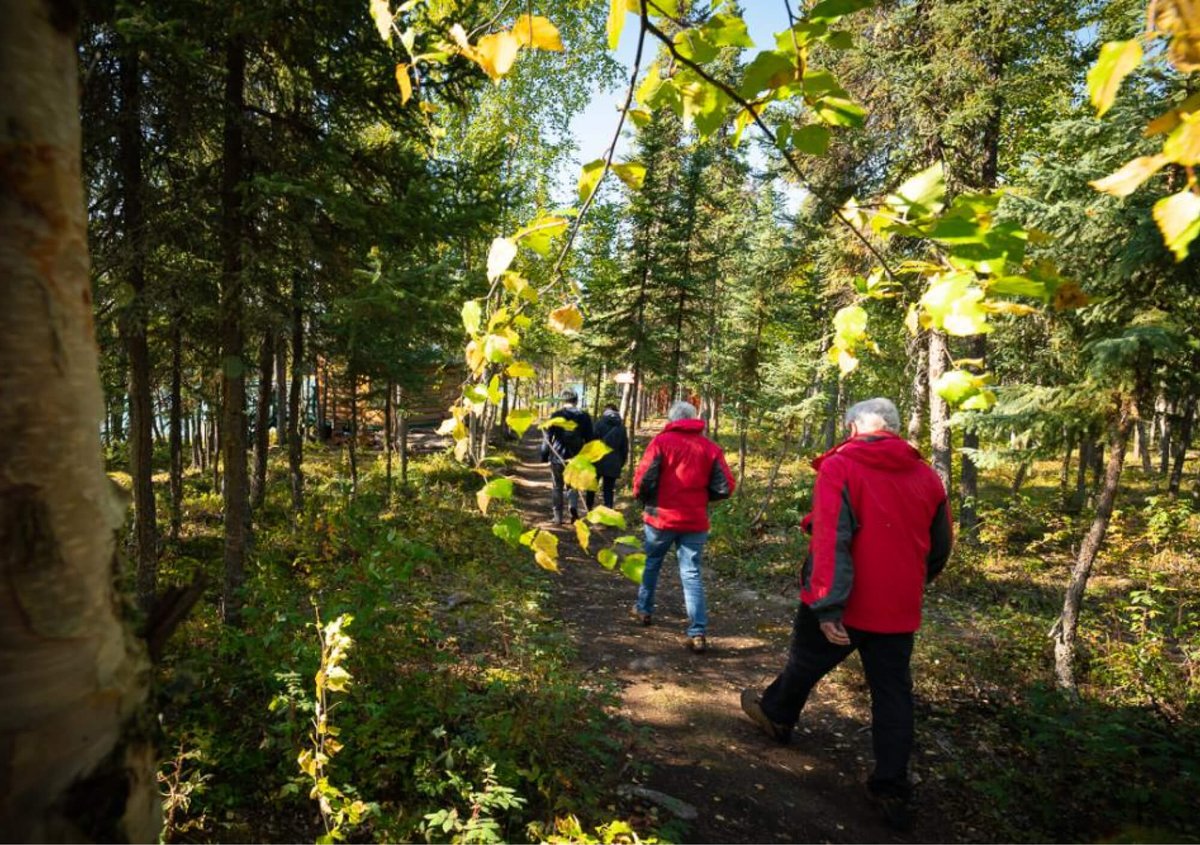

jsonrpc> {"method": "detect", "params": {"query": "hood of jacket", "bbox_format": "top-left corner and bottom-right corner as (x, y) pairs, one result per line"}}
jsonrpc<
(812, 431), (924, 473)
(663, 418), (706, 435)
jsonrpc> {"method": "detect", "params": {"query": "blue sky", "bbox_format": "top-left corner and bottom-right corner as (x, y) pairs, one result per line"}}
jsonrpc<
(567, 5), (796, 167)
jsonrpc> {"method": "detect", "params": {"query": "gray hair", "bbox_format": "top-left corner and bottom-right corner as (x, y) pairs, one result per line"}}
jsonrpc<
(845, 398), (900, 433)
(668, 400), (699, 422)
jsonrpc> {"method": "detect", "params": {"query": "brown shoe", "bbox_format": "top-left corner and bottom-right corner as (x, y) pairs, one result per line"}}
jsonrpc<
(683, 634), (707, 653)
(740, 688), (792, 744)
(629, 607), (651, 626)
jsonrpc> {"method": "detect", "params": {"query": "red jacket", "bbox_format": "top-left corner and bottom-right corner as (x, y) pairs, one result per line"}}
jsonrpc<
(800, 432), (952, 633)
(633, 419), (735, 533)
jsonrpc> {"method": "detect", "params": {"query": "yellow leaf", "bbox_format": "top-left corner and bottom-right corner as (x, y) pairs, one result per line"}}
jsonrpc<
(487, 237), (518, 281)
(476, 30), (521, 80)
(507, 361), (535, 378)
(612, 161), (647, 190)
(534, 550), (559, 572)
(513, 14), (563, 51)
(370, 0), (393, 43)
(607, 0), (625, 49)
(1087, 40), (1142, 118)
(575, 519), (591, 553)
(1153, 189), (1200, 261)
(548, 304), (583, 334)
(395, 63), (413, 104)
(1164, 111), (1200, 166)
(1090, 154), (1169, 197)
(836, 349), (859, 375)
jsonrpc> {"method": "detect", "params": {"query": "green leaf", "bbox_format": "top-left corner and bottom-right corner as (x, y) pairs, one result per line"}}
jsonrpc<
(628, 108), (652, 128)
(886, 163), (946, 221)
(1087, 39), (1142, 117)
(833, 304), (868, 342)
(492, 516), (524, 546)
(792, 123), (831, 156)
(814, 96), (866, 128)
(740, 50), (796, 99)
(620, 553), (646, 584)
(807, 0), (875, 23)
(506, 408), (536, 436)
(933, 369), (981, 405)
(476, 476), (513, 514)
(702, 13), (754, 48)
(822, 30), (855, 49)
(674, 28), (720, 64)
(587, 505), (627, 528)
(1152, 190), (1200, 261)
(578, 159), (606, 204)
(597, 548), (618, 569)
(986, 276), (1049, 301)
(800, 69), (843, 98)
(487, 374), (503, 404)
(614, 534), (640, 546)
(483, 334), (512, 363)
(513, 214), (569, 256)
(677, 73), (732, 138)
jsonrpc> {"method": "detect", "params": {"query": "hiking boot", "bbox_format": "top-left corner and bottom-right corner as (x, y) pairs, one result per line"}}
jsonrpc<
(629, 607), (652, 626)
(569, 507), (579, 522)
(682, 634), (708, 653)
(739, 688), (792, 744)
(864, 782), (915, 833)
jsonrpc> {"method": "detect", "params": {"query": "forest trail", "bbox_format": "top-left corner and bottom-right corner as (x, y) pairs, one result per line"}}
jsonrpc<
(508, 435), (951, 844)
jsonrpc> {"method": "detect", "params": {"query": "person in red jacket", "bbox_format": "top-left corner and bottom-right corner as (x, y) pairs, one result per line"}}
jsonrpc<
(740, 398), (952, 831)
(631, 401), (735, 653)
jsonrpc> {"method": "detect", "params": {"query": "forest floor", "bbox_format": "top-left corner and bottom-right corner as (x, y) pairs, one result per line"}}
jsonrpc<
(508, 434), (957, 844)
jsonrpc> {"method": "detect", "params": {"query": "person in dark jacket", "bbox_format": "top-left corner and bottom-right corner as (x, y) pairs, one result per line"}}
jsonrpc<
(540, 388), (594, 524)
(588, 404), (628, 509)
(631, 400), (735, 654)
(739, 398), (952, 831)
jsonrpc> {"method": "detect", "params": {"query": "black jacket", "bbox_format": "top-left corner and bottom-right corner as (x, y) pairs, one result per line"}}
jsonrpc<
(593, 410), (629, 477)
(540, 406), (594, 464)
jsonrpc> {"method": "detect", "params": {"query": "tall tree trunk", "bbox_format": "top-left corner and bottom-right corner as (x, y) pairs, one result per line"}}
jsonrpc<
(399, 390), (409, 486)
(168, 322), (183, 542)
(347, 369), (359, 494)
(1053, 396), (1134, 692)
(287, 275), (304, 510)
(1159, 399), (1172, 475)
(959, 336), (986, 543)
(219, 33), (249, 626)
(1135, 420), (1153, 473)
(1168, 397), (1195, 496)
(928, 330), (952, 492)
(250, 328), (273, 511)
(118, 35), (157, 612)
(0, 3), (157, 836)
(1059, 428), (1074, 503)
(275, 331), (287, 447)
(385, 379), (393, 498)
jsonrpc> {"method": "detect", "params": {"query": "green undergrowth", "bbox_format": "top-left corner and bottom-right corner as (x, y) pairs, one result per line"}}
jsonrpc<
(137, 447), (638, 843)
(709, 442), (1200, 842)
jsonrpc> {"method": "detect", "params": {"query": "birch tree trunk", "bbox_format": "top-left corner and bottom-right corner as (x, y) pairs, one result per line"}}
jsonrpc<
(0, 1), (158, 836)
(250, 327), (273, 511)
(928, 330), (952, 492)
(287, 274), (304, 510)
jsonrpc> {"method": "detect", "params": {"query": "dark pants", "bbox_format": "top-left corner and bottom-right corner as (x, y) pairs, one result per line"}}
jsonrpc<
(585, 475), (618, 509)
(549, 462), (578, 516)
(761, 604), (915, 794)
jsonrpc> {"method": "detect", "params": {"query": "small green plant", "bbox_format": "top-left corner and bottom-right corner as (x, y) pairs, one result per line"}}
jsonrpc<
(420, 759), (526, 844)
(295, 611), (376, 844)
(157, 736), (211, 843)
(535, 815), (660, 844)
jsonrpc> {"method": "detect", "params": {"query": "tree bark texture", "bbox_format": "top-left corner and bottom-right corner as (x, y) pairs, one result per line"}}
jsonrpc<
(275, 331), (288, 447)
(1168, 397), (1195, 496)
(118, 36), (157, 612)
(907, 331), (927, 442)
(168, 322), (183, 541)
(928, 330), (952, 492)
(287, 274), (304, 510)
(0, 2), (158, 837)
(251, 327), (273, 511)
(219, 33), (249, 626)
(958, 335), (986, 542)
(1053, 395), (1134, 692)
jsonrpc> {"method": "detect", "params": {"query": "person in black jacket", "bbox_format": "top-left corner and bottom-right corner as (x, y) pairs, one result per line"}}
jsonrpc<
(588, 404), (628, 509)
(539, 388), (594, 524)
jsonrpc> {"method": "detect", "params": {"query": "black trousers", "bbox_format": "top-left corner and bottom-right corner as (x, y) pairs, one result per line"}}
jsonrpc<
(760, 604), (915, 793)
(548, 462), (578, 515)
(585, 475), (618, 510)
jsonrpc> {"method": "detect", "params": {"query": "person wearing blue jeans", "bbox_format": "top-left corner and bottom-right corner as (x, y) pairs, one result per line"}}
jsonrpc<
(631, 401), (735, 653)
(636, 526), (709, 638)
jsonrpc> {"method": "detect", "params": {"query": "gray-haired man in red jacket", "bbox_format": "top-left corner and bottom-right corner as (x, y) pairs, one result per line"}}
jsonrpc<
(741, 397), (952, 831)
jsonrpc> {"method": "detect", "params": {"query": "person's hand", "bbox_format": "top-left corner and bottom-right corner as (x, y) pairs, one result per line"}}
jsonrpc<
(820, 619), (850, 646)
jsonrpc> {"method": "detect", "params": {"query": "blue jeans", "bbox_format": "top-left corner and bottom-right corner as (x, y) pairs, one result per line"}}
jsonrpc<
(636, 525), (709, 637)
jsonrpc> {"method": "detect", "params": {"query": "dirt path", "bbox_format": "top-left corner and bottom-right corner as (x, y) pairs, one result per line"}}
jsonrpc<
(510, 436), (954, 844)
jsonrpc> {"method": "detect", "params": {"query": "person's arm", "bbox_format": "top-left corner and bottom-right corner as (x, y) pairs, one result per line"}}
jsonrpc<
(707, 448), (736, 500)
(926, 498), (952, 583)
(632, 437), (661, 503)
(805, 458), (856, 624)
